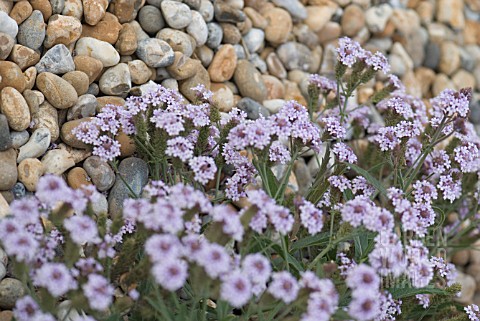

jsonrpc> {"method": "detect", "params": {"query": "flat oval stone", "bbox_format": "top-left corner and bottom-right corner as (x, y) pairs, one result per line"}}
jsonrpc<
(17, 10), (46, 50)
(67, 166), (92, 189)
(44, 14), (82, 48)
(166, 52), (201, 80)
(138, 5), (164, 34)
(41, 148), (75, 174)
(115, 23), (138, 55)
(233, 59), (267, 102)
(83, 155), (115, 191)
(179, 64), (210, 101)
(263, 7), (292, 44)
(237, 97), (270, 120)
(10, 130), (30, 149)
(0, 11), (18, 39)
(128, 60), (152, 85)
(0, 149), (18, 191)
(208, 44), (237, 82)
(0, 87), (31, 131)
(17, 128), (51, 163)
(33, 101), (59, 141)
(276, 42), (318, 72)
(10, 1), (33, 25)
(0, 61), (26, 92)
(136, 38), (175, 68)
(74, 37), (120, 67)
(62, 0), (83, 20)
(186, 10), (208, 46)
(17, 158), (46, 191)
(73, 55), (104, 84)
(81, 12), (122, 44)
(35, 44), (75, 74)
(206, 22), (223, 49)
(161, 1), (192, 29)
(62, 71), (90, 96)
(0, 115), (12, 151)
(0, 33), (15, 60)
(0, 278), (25, 309)
(36, 72), (78, 109)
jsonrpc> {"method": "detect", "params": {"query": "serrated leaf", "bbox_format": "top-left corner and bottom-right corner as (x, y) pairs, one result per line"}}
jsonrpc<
(346, 162), (388, 196)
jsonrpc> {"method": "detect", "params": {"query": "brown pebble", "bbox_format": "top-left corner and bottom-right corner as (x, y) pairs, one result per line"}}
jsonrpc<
(220, 23), (242, 44)
(81, 12), (122, 44)
(9, 1), (33, 24)
(0, 61), (26, 93)
(166, 52), (201, 80)
(67, 167), (92, 189)
(0, 310), (13, 321)
(44, 14), (83, 48)
(115, 23), (138, 55)
(8, 44), (40, 70)
(74, 55), (104, 84)
(62, 71), (90, 96)
(30, 0), (52, 21)
(17, 158), (45, 192)
(96, 96), (126, 111)
(208, 44), (237, 82)
(117, 131), (136, 157)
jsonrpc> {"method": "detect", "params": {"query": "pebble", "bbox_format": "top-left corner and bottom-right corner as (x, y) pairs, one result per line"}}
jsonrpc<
(341, 4), (365, 36)
(17, 10), (46, 50)
(0, 115), (12, 151)
(91, 192), (108, 215)
(437, 0), (465, 30)
(266, 52), (287, 79)
(81, 12), (122, 44)
(187, 10), (208, 47)
(9, 45), (40, 71)
(0, 149), (17, 191)
(439, 41), (461, 76)
(9, 1), (33, 25)
(424, 41), (441, 70)
(66, 94), (97, 120)
(166, 52), (201, 80)
(220, 23), (241, 44)
(33, 101), (60, 141)
(196, 45), (214, 67)
(17, 128), (51, 163)
(108, 157), (149, 218)
(206, 22), (223, 49)
(305, 5), (336, 33)
(60, 118), (93, 149)
(211, 83), (234, 112)
(365, 4), (393, 33)
(62, 71), (90, 96)
(262, 74), (285, 99)
(17, 158), (45, 191)
(0, 278), (25, 310)
(0, 194), (9, 218)
(0, 33), (14, 60)
(237, 97), (270, 120)
(272, 0), (307, 20)
(67, 167), (92, 189)
(99, 63), (131, 96)
(263, 99), (286, 114)
(36, 72), (78, 109)
(136, 38), (175, 68)
(214, 1), (246, 23)
(74, 37), (120, 67)
(0, 61), (26, 93)
(157, 28), (195, 57)
(128, 60), (153, 85)
(10, 130), (30, 149)
(138, 5), (164, 34)
(83, 156), (116, 191)
(179, 64), (210, 101)
(41, 148), (75, 175)
(208, 44), (237, 82)
(73, 56), (104, 84)
(263, 8), (292, 44)
(234, 59), (267, 102)
(116, 23), (138, 55)
(44, 14), (82, 48)
(0, 264), (5, 281)
(62, 0), (83, 20)
(83, 0), (108, 26)
(35, 44), (75, 74)
(0, 87), (31, 132)
(276, 42), (318, 72)
(0, 11), (18, 39)
(243, 28), (264, 53)
(161, 1), (192, 29)
(456, 271), (476, 304)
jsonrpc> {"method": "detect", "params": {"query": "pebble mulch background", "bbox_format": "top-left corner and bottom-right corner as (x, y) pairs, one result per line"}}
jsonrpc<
(1, 0), (480, 318)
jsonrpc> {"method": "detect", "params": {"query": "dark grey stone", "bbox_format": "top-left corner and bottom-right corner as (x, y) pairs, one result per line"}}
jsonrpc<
(214, 1), (245, 23)
(138, 5), (164, 34)
(206, 22), (223, 49)
(84, 156), (116, 192)
(12, 182), (26, 199)
(423, 42), (441, 71)
(237, 97), (270, 120)
(0, 115), (12, 151)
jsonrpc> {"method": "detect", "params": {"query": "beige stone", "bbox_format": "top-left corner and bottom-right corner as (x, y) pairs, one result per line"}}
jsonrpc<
(82, 0), (108, 26)
(452, 69), (476, 90)
(211, 83), (234, 112)
(263, 8), (292, 44)
(33, 101), (59, 141)
(0, 149), (17, 191)
(439, 41), (461, 76)
(44, 14), (82, 48)
(61, 118), (94, 149)
(36, 72), (78, 109)
(30, 0), (52, 20)
(24, 67), (37, 91)
(62, 71), (89, 95)
(304, 5), (336, 32)
(208, 44), (237, 82)
(115, 23), (137, 55)
(17, 158), (45, 191)
(9, 1), (33, 24)
(262, 75), (285, 100)
(41, 149), (75, 175)
(0, 61), (26, 93)
(0, 87), (31, 131)
(437, 0), (465, 29)
(73, 55), (104, 84)
(8, 45), (40, 70)
(81, 12), (122, 44)
(166, 52), (201, 80)
(128, 60), (152, 85)
(0, 193), (9, 218)
(341, 4), (365, 36)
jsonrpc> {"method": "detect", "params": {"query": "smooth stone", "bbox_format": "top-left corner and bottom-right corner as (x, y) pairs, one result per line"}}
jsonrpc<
(0, 264), (5, 281)
(33, 101), (59, 141)
(0, 33), (14, 60)
(263, 75), (285, 99)
(60, 118), (93, 149)
(195, 45), (214, 67)
(59, 143), (91, 163)
(157, 28), (195, 57)
(455, 271), (476, 304)
(211, 83), (234, 112)
(214, 0), (245, 23)
(243, 28), (264, 53)
(237, 97), (270, 120)
(161, 1), (192, 29)
(208, 44), (237, 82)
(166, 52), (201, 80)
(99, 63), (131, 96)
(178, 65), (210, 101)
(266, 52), (287, 79)
(17, 128), (51, 163)
(276, 42), (318, 72)
(9, 1), (33, 25)
(206, 22), (223, 49)
(199, 0), (214, 21)
(73, 55), (103, 84)
(81, 12), (122, 44)
(423, 41), (441, 70)
(220, 23), (241, 44)
(439, 41), (461, 76)
(0, 61), (26, 93)
(62, 71), (89, 96)
(437, 0), (465, 30)
(233, 59), (267, 102)
(116, 23), (137, 56)
(263, 99), (286, 114)
(67, 94), (97, 120)
(0, 149), (17, 190)
(272, 0), (307, 20)
(74, 37), (120, 67)
(11, 182), (26, 199)
(452, 69), (476, 90)
(96, 96), (125, 110)
(341, 4), (365, 36)
(108, 157), (149, 218)
(24, 67), (37, 91)
(50, 0), (65, 14)
(0, 114), (11, 151)
(41, 148), (75, 174)
(365, 3), (393, 33)
(87, 83), (99, 96)
(111, 0), (143, 23)
(186, 10), (208, 47)
(17, 158), (45, 191)
(29, 0), (53, 21)
(82, 0), (108, 26)
(92, 193), (108, 215)
(0, 87), (31, 131)
(138, 5), (164, 34)
(62, 0), (83, 20)
(263, 8), (292, 44)
(44, 14), (82, 48)
(35, 44), (75, 74)
(305, 5), (336, 33)
(136, 38), (175, 68)
(0, 11), (18, 39)
(36, 72), (78, 109)
(67, 167), (92, 189)
(128, 60), (152, 85)
(0, 193), (9, 218)
(10, 130), (29, 149)
(83, 156), (115, 191)
(0, 278), (25, 310)
(9, 45), (40, 71)
(0, 247), (7, 265)
(17, 10), (45, 50)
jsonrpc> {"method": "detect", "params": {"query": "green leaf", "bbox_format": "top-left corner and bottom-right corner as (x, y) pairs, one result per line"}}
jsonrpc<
(353, 231), (375, 261)
(387, 286), (447, 299)
(272, 244), (304, 274)
(264, 166), (280, 198)
(290, 233), (330, 251)
(343, 188), (354, 201)
(346, 162), (388, 196)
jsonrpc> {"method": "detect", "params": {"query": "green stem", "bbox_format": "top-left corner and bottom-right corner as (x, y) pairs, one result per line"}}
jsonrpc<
(281, 235), (290, 272)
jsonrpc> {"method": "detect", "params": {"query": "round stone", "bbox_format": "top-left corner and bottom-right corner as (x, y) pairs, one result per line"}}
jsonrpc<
(41, 149), (75, 175)
(208, 44), (237, 82)
(116, 23), (138, 56)
(62, 71), (90, 96)
(138, 5), (164, 34)
(211, 83), (234, 112)
(44, 14), (82, 48)
(0, 149), (17, 191)
(17, 158), (45, 191)
(186, 10), (208, 46)
(83, 0), (108, 26)
(73, 56), (104, 84)
(243, 28), (264, 53)
(99, 63), (132, 96)
(17, 128), (51, 163)
(179, 65), (210, 101)
(60, 118), (94, 149)
(161, 1), (192, 29)
(0, 33), (14, 60)
(0, 61), (26, 93)
(199, 0), (214, 21)
(74, 37), (120, 67)
(17, 10), (46, 50)
(62, 0), (83, 20)
(0, 11), (18, 39)
(9, 45), (41, 71)
(35, 44), (75, 74)
(237, 97), (270, 120)
(10, 1), (33, 25)
(157, 28), (195, 57)
(206, 22), (223, 49)
(128, 60), (153, 85)
(0, 87), (31, 131)
(83, 156), (116, 191)
(263, 8), (292, 44)
(233, 59), (267, 102)
(36, 72), (78, 109)
(341, 5), (365, 36)
(0, 278), (25, 310)
(67, 167), (92, 189)
(276, 42), (318, 72)
(166, 52), (201, 80)
(272, 0), (307, 20)
(33, 101), (60, 141)
(81, 12), (122, 45)
(136, 38), (175, 68)
(10, 130), (30, 149)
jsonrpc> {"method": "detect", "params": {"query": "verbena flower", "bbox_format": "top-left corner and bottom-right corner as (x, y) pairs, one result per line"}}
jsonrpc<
(437, 172), (462, 202)
(64, 215), (100, 245)
(346, 264), (380, 294)
(211, 205), (244, 241)
(268, 271), (299, 304)
(145, 234), (183, 263)
(220, 270), (252, 307)
(348, 295), (381, 321)
(328, 175), (351, 192)
(332, 142), (357, 163)
(309, 74), (337, 93)
(197, 242), (231, 279)
(33, 263), (77, 297)
(269, 141), (291, 164)
(150, 109), (185, 136)
(92, 135), (121, 162)
(416, 294), (430, 309)
(14, 296), (40, 321)
(242, 253), (272, 285)
(189, 156), (217, 184)
(82, 274), (114, 311)
(336, 37), (366, 68)
(321, 116), (346, 139)
(365, 51), (390, 74)
(373, 126), (400, 151)
(412, 180), (438, 204)
(465, 304), (480, 321)
(299, 200), (324, 235)
(430, 88), (471, 118)
(166, 136), (194, 161)
(454, 142), (480, 173)
(152, 259), (189, 291)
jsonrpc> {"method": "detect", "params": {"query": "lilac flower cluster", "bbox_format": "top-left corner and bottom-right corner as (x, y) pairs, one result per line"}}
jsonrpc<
(346, 264), (383, 321)
(336, 37), (390, 73)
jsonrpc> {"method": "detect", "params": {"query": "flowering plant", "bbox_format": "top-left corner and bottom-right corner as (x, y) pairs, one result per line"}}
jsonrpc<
(2, 37), (480, 321)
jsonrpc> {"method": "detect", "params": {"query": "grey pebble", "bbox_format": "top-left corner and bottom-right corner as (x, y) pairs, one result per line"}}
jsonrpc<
(0, 11), (18, 39)
(99, 63), (132, 96)
(35, 44), (75, 74)
(206, 22), (223, 49)
(276, 42), (316, 72)
(136, 38), (175, 68)
(243, 28), (264, 53)
(50, 0), (65, 14)
(272, 0), (307, 20)
(0, 115), (12, 152)
(83, 156), (116, 192)
(0, 278), (25, 310)
(17, 10), (46, 50)
(237, 97), (270, 120)
(67, 94), (98, 120)
(161, 1), (192, 29)
(139, 5), (165, 34)
(17, 128), (51, 163)
(10, 130), (30, 149)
